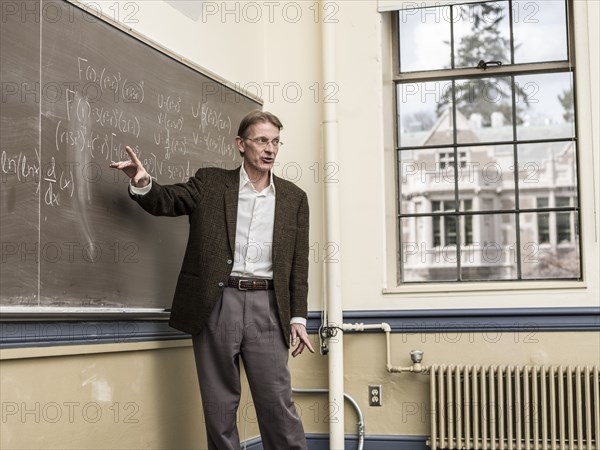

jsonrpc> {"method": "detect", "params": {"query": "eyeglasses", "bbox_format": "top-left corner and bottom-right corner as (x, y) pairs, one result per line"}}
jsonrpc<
(243, 137), (283, 148)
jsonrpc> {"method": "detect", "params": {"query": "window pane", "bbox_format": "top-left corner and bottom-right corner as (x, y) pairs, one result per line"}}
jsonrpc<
(455, 77), (514, 143)
(398, 149), (456, 214)
(397, 81), (454, 147)
(453, 1), (511, 69)
(460, 213), (518, 281)
(400, 217), (458, 282)
(513, 0), (568, 64)
(399, 6), (451, 72)
(516, 72), (575, 140)
(516, 142), (578, 198)
(535, 197), (550, 243)
(432, 200), (456, 212)
(433, 214), (441, 247)
(464, 214), (473, 244)
(438, 151), (468, 169)
(556, 211), (573, 243)
(537, 213), (550, 244)
(520, 212), (581, 279)
(444, 216), (458, 245)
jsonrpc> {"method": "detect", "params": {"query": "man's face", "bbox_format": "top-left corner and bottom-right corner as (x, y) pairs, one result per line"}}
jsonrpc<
(236, 121), (280, 176)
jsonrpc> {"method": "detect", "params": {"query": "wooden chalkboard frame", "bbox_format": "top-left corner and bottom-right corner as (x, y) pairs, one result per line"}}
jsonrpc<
(0, 0), (263, 321)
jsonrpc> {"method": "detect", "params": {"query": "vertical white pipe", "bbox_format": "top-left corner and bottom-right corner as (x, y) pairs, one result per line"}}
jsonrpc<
(321, 3), (345, 448)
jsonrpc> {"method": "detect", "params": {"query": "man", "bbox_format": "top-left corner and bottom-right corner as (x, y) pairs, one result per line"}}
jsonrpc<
(110, 110), (314, 450)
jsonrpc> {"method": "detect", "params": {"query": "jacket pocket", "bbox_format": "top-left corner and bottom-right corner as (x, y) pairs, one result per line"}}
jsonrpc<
(171, 272), (204, 316)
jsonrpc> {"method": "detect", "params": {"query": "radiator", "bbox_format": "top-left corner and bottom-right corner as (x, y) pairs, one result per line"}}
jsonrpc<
(428, 365), (600, 450)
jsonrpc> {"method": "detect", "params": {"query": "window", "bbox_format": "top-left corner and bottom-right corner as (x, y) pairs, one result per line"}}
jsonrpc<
(438, 151), (467, 169)
(556, 197), (575, 243)
(395, 0), (581, 283)
(537, 196), (576, 245)
(432, 200), (473, 246)
(536, 198), (550, 244)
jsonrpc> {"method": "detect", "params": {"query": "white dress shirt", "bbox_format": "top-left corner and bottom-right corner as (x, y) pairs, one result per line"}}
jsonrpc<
(130, 166), (306, 327)
(230, 164), (276, 278)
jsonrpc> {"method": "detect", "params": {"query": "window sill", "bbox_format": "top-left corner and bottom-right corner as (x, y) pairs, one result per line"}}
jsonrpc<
(383, 279), (587, 295)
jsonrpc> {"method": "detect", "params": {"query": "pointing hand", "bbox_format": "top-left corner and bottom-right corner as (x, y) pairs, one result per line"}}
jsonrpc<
(110, 146), (150, 187)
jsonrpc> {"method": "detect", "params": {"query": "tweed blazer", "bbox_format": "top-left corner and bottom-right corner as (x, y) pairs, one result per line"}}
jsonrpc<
(130, 166), (309, 346)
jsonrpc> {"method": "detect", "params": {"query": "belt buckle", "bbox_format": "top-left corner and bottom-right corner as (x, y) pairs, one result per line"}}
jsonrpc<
(238, 279), (249, 291)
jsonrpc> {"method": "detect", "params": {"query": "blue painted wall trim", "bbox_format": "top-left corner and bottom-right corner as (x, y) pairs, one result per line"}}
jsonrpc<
(0, 321), (187, 349)
(243, 434), (429, 450)
(306, 307), (600, 334)
(1, 307), (598, 348)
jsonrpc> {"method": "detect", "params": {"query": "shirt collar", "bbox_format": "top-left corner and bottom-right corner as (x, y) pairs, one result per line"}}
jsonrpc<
(239, 163), (275, 194)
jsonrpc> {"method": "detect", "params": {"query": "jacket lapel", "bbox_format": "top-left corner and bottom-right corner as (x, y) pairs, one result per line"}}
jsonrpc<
(224, 168), (241, 257)
(273, 176), (288, 265)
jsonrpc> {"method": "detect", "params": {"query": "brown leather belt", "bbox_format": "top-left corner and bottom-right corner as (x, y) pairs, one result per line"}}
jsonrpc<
(227, 277), (274, 290)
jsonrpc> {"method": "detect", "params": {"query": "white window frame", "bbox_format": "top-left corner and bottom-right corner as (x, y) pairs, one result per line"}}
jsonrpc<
(380, 0), (594, 294)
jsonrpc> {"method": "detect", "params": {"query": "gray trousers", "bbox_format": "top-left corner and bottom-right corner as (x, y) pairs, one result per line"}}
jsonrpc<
(191, 287), (307, 450)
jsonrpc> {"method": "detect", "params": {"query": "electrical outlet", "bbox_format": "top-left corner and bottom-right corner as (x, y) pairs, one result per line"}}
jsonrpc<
(369, 385), (382, 406)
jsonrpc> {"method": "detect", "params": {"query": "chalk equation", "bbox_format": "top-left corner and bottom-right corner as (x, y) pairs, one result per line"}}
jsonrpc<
(1, 54), (243, 209)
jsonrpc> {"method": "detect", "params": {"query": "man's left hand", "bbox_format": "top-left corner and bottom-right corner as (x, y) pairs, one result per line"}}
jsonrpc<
(290, 323), (315, 358)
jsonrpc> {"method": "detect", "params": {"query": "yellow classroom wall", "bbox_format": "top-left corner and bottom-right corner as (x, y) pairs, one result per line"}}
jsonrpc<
(2, 330), (599, 449)
(1, 0), (599, 449)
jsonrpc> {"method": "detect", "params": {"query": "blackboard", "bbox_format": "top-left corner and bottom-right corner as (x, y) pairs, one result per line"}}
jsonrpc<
(0, 0), (261, 313)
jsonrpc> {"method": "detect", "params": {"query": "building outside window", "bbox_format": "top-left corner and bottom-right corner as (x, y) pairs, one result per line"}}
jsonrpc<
(432, 199), (473, 247)
(537, 196), (576, 245)
(395, 0), (581, 283)
(438, 151), (468, 169)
